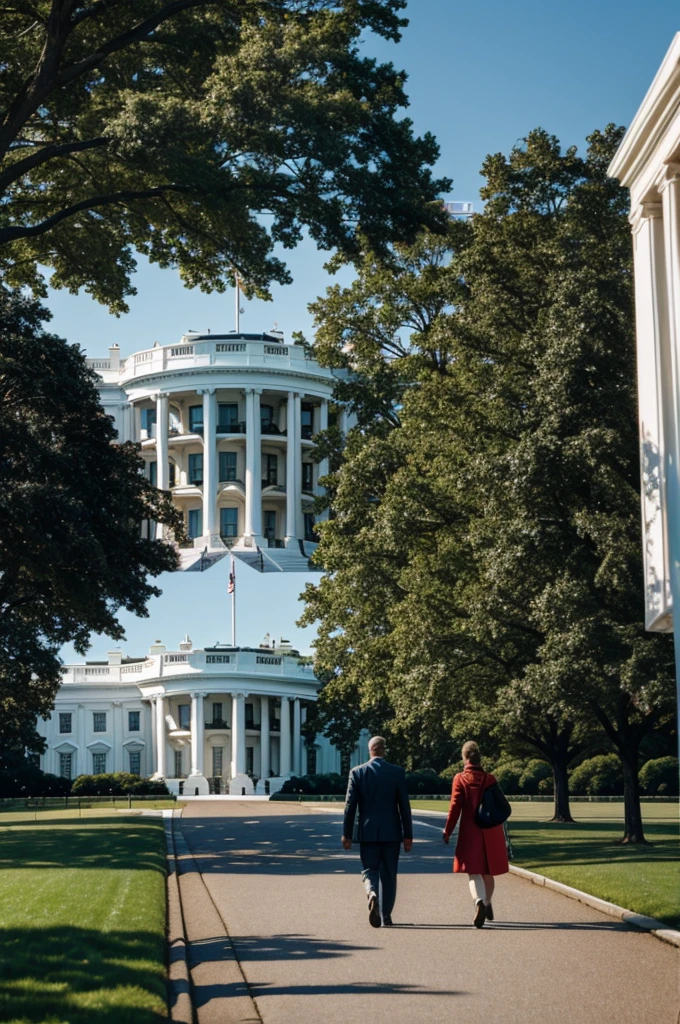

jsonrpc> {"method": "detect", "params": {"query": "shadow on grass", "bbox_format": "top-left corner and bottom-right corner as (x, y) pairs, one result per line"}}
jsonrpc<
(508, 820), (679, 866)
(0, 926), (166, 1023)
(0, 817), (165, 873)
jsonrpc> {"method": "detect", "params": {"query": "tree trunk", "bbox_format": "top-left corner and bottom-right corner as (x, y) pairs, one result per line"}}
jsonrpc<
(551, 756), (575, 822)
(620, 753), (648, 843)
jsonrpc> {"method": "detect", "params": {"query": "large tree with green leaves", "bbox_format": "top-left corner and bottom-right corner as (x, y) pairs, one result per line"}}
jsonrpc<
(302, 127), (677, 841)
(0, 286), (183, 753)
(1, 0), (448, 312)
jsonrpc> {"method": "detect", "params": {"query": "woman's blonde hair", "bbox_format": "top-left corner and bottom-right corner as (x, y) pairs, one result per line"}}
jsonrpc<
(462, 740), (481, 765)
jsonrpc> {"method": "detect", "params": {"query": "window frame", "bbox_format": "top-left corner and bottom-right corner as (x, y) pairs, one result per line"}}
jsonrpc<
(92, 751), (107, 775)
(59, 712), (72, 734)
(219, 450), (237, 482)
(188, 452), (204, 485)
(93, 711), (107, 733)
(220, 507), (238, 539)
(128, 710), (140, 733)
(188, 405), (204, 433)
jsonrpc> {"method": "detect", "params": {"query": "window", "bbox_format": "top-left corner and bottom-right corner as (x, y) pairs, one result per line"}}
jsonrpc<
(141, 407), (156, 433)
(260, 404), (274, 428)
(245, 703), (254, 729)
(169, 461), (177, 487)
(307, 746), (318, 774)
(301, 403), (314, 439)
(263, 510), (276, 540)
(246, 747), (254, 774)
(59, 753), (73, 779)
(129, 751), (141, 776)
(212, 747), (223, 777)
(59, 713), (72, 734)
(220, 507), (238, 539)
(218, 403), (239, 429)
(212, 702), (223, 724)
(304, 513), (318, 542)
(302, 463), (313, 492)
(264, 454), (277, 486)
(92, 752), (107, 774)
(188, 452), (203, 485)
(178, 704), (190, 730)
(174, 749), (183, 777)
(219, 451), (237, 481)
(93, 712), (106, 732)
(188, 508), (203, 539)
(149, 461), (157, 486)
(128, 711), (140, 732)
(189, 405), (203, 433)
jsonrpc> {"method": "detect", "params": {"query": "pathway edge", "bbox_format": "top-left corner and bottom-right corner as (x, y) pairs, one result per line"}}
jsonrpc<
(164, 809), (194, 1024)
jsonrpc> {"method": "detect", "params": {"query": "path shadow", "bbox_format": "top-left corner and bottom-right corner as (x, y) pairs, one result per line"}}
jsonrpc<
(189, 933), (377, 965)
(388, 920), (629, 931)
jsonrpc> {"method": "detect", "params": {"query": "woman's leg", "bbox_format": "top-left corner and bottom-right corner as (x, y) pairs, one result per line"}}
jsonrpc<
(483, 874), (495, 905)
(468, 874), (486, 902)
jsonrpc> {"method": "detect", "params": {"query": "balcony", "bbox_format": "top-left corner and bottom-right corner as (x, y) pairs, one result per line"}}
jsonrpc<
(261, 423), (286, 436)
(217, 422), (246, 434)
(205, 719), (230, 730)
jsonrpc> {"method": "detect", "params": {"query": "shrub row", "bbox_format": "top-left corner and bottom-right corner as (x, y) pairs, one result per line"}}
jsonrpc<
(0, 768), (169, 798)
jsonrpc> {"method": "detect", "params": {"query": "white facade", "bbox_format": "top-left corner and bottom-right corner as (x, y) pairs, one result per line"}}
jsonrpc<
(88, 331), (354, 572)
(39, 637), (365, 795)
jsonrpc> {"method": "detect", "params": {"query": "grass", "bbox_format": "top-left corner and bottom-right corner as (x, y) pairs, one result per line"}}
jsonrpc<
(0, 814), (168, 1023)
(0, 800), (176, 823)
(411, 799), (680, 929)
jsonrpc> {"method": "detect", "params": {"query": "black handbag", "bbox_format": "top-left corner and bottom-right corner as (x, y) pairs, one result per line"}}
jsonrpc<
(475, 772), (512, 829)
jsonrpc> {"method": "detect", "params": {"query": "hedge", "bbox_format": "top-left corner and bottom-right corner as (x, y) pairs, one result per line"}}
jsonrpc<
(70, 772), (169, 796)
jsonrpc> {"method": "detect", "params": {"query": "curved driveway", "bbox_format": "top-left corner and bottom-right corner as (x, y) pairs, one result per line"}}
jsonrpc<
(176, 800), (679, 1024)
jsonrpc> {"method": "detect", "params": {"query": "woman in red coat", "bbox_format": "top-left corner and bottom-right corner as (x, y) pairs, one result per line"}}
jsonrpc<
(442, 740), (509, 928)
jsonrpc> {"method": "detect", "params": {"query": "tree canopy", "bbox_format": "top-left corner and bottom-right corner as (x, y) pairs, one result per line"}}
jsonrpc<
(0, 286), (183, 752)
(300, 127), (677, 839)
(1, 0), (448, 312)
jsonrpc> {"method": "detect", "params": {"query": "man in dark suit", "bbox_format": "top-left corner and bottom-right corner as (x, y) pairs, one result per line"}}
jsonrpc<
(342, 735), (413, 928)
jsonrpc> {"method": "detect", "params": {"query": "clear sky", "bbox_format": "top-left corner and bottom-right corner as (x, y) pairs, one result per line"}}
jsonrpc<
(54, 2), (679, 662)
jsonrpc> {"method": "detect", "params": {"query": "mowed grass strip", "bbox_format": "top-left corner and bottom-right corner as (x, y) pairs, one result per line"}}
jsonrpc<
(0, 814), (167, 1024)
(411, 800), (680, 929)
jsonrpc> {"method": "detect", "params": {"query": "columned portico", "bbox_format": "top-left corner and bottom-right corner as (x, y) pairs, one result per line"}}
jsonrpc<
(200, 388), (218, 539)
(286, 391), (300, 542)
(231, 692), (246, 777)
(244, 388), (263, 541)
(294, 394), (304, 539)
(279, 696), (291, 776)
(154, 695), (167, 777)
(190, 692), (205, 776)
(292, 698), (301, 776)
(155, 392), (169, 538)
(316, 399), (329, 522)
(260, 696), (270, 779)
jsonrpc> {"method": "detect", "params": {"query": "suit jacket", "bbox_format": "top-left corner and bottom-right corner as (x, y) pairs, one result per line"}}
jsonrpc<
(343, 757), (413, 843)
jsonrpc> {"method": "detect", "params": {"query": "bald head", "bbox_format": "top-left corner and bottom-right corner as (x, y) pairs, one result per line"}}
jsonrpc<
(368, 735), (386, 758)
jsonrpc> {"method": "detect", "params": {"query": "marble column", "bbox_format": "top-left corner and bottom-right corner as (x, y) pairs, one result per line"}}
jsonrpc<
(286, 392), (298, 542)
(294, 394), (304, 538)
(112, 701), (123, 771)
(155, 696), (167, 777)
(200, 388), (217, 538)
(279, 696), (291, 776)
(77, 704), (86, 776)
(292, 698), (301, 776)
(190, 692), (205, 776)
(156, 393), (169, 539)
(244, 389), (262, 540)
(316, 399), (329, 522)
(231, 692), (246, 776)
(260, 696), (270, 779)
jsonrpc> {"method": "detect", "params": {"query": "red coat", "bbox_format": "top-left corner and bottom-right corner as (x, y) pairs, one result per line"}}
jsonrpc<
(443, 765), (509, 876)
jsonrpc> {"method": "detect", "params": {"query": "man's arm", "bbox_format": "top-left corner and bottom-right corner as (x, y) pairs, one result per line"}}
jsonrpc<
(342, 769), (359, 848)
(397, 767), (413, 852)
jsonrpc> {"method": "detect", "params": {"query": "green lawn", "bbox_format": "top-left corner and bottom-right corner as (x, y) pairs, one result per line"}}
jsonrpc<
(411, 800), (680, 929)
(0, 814), (168, 1024)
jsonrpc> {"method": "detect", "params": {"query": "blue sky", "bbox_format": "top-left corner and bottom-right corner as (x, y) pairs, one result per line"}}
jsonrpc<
(54, 2), (679, 661)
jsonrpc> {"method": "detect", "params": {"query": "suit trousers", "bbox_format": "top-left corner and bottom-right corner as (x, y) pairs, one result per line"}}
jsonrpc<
(359, 841), (401, 917)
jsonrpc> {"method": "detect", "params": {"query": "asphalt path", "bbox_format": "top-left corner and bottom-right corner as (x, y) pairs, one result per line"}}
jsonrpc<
(179, 801), (679, 1024)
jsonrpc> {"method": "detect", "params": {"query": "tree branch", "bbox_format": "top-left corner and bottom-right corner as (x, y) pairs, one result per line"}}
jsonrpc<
(0, 136), (108, 193)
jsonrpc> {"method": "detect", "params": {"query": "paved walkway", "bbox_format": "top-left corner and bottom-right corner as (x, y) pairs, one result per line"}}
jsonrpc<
(172, 801), (679, 1024)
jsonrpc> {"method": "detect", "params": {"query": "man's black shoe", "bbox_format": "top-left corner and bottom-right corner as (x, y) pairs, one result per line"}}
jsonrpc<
(383, 915), (393, 926)
(485, 903), (494, 922)
(473, 899), (486, 928)
(368, 892), (381, 928)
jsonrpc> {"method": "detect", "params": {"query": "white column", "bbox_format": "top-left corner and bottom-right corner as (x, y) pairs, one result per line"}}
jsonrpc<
(190, 693), (205, 776)
(200, 388), (217, 539)
(294, 394), (304, 538)
(156, 393), (169, 489)
(292, 698), (301, 776)
(77, 703), (86, 776)
(244, 389), (262, 540)
(112, 701), (123, 771)
(231, 692), (246, 776)
(659, 169), (680, 739)
(279, 696), (291, 776)
(286, 392), (298, 541)
(339, 407), (349, 436)
(260, 697), (270, 780)
(316, 399), (329, 522)
(155, 696), (167, 777)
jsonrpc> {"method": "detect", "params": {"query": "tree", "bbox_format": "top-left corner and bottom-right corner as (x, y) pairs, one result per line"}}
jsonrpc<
(0, 0), (448, 312)
(0, 286), (183, 750)
(302, 127), (677, 843)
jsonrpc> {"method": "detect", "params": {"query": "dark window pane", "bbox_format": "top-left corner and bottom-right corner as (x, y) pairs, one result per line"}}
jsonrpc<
(220, 507), (238, 538)
(189, 405), (203, 432)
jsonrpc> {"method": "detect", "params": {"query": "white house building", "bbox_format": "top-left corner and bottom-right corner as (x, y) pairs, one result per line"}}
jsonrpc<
(608, 33), (680, 735)
(87, 330), (354, 572)
(38, 634), (365, 795)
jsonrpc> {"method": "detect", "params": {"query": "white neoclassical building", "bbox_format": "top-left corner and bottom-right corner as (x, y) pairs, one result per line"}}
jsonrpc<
(608, 33), (680, 735)
(38, 635), (365, 795)
(87, 330), (354, 572)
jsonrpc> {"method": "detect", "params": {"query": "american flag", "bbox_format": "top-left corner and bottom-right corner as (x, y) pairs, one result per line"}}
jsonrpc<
(228, 556), (236, 594)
